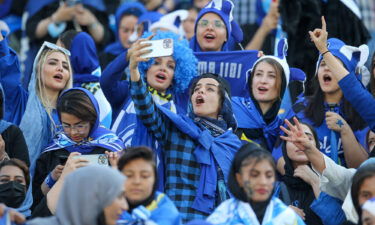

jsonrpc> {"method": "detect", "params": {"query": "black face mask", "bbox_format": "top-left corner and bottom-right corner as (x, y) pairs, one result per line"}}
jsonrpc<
(0, 181), (26, 208)
(370, 147), (375, 158)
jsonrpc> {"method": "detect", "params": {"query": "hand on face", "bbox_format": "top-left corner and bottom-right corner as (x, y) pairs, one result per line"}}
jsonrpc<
(325, 111), (348, 132)
(309, 16), (328, 53)
(280, 117), (314, 152)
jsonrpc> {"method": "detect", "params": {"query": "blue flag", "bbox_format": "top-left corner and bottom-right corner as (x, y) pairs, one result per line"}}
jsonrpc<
(194, 50), (259, 97)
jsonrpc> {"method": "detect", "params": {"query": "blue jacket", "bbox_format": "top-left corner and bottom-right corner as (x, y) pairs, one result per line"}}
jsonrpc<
(0, 38), (28, 124)
(339, 72), (375, 132)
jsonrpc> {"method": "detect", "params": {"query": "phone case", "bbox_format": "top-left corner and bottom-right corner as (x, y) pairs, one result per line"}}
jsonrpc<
(73, 154), (108, 166)
(140, 38), (173, 59)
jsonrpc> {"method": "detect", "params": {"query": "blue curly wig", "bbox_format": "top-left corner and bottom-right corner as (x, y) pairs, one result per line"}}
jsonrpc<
(138, 31), (198, 93)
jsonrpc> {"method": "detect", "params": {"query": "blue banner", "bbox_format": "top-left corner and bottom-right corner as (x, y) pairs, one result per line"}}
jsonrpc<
(194, 50), (259, 97)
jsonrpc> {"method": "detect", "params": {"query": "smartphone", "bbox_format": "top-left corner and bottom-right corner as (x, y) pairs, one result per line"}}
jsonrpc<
(140, 38), (173, 59)
(73, 154), (109, 166)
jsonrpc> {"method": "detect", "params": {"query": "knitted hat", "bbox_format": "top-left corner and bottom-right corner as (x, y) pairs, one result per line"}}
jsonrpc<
(192, 0), (243, 51)
(316, 38), (369, 76)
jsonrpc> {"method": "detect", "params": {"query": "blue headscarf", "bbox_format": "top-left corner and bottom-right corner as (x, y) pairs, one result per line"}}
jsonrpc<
(19, 42), (73, 177)
(26, 0), (106, 18)
(43, 88), (124, 153)
(70, 32), (101, 86)
(104, 2), (147, 56)
(0, 84), (11, 134)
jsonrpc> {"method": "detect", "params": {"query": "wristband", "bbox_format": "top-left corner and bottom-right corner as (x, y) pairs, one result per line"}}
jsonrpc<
(45, 172), (56, 189)
(321, 50), (330, 56)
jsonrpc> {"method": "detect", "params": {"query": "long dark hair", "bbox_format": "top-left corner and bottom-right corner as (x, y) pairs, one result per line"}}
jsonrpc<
(351, 163), (375, 222)
(228, 143), (276, 202)
(58, 30), (79, 50)
(304, 76), (366, 131)
(57, 89), (97, 129)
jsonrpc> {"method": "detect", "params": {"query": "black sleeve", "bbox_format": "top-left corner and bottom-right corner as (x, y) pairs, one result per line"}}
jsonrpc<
(3, 125), (30, 166)
(30, 197), (52, 218)
(31, 150), (69, 211)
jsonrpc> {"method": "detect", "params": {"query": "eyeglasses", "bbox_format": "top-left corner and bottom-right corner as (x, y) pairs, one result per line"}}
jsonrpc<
(59, 122), (90, 133)
(197, 19), (225, 29)
(41, 41), (71, 56)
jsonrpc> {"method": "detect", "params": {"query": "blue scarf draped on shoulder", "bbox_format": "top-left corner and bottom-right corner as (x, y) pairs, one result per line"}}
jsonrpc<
(43, 88), (124, 154)
(70, 32), (101, 87)
(232, 96), (282, 150)
(118, 192), (181, 225)
(157, 104), (241, 213)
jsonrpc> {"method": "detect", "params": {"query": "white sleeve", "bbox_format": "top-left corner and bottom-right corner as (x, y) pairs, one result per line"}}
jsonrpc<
(312, 155), (355, 200)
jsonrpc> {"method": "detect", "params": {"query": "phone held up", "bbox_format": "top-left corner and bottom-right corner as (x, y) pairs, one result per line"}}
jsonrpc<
(140, 38), (173, 59)
(72, 154), (109, 166)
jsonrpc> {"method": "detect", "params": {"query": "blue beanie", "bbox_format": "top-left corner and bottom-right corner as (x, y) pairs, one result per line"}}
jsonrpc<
(316, 38), (369, 76)
(138, 31), (198, 93)
(191, 0), (243, 51)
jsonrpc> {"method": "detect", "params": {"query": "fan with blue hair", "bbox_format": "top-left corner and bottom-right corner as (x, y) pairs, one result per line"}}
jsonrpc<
(138, 31), (198, 94)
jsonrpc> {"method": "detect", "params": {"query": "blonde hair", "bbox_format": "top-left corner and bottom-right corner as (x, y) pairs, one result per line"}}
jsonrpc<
(35, 49), (73, 121)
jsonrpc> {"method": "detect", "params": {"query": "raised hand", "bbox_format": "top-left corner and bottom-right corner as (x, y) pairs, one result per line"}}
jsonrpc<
(280, 117), (314, 152)
(309, 16), (328, 53)
(325, 111), (348, 132)
(128, 35), (154, 71)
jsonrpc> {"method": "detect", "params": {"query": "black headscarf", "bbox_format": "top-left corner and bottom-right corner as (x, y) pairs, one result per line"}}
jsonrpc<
(281, 142), (323, 225)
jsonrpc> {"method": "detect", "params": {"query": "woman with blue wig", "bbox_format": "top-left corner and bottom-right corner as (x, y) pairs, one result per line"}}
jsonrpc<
(100, 30), (197, 192)
(31, 88), (124, 217)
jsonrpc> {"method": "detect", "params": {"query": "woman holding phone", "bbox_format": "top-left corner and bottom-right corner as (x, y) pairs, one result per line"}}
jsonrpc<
(100, 31), (197, 191)
(32, 88), (124, 216)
